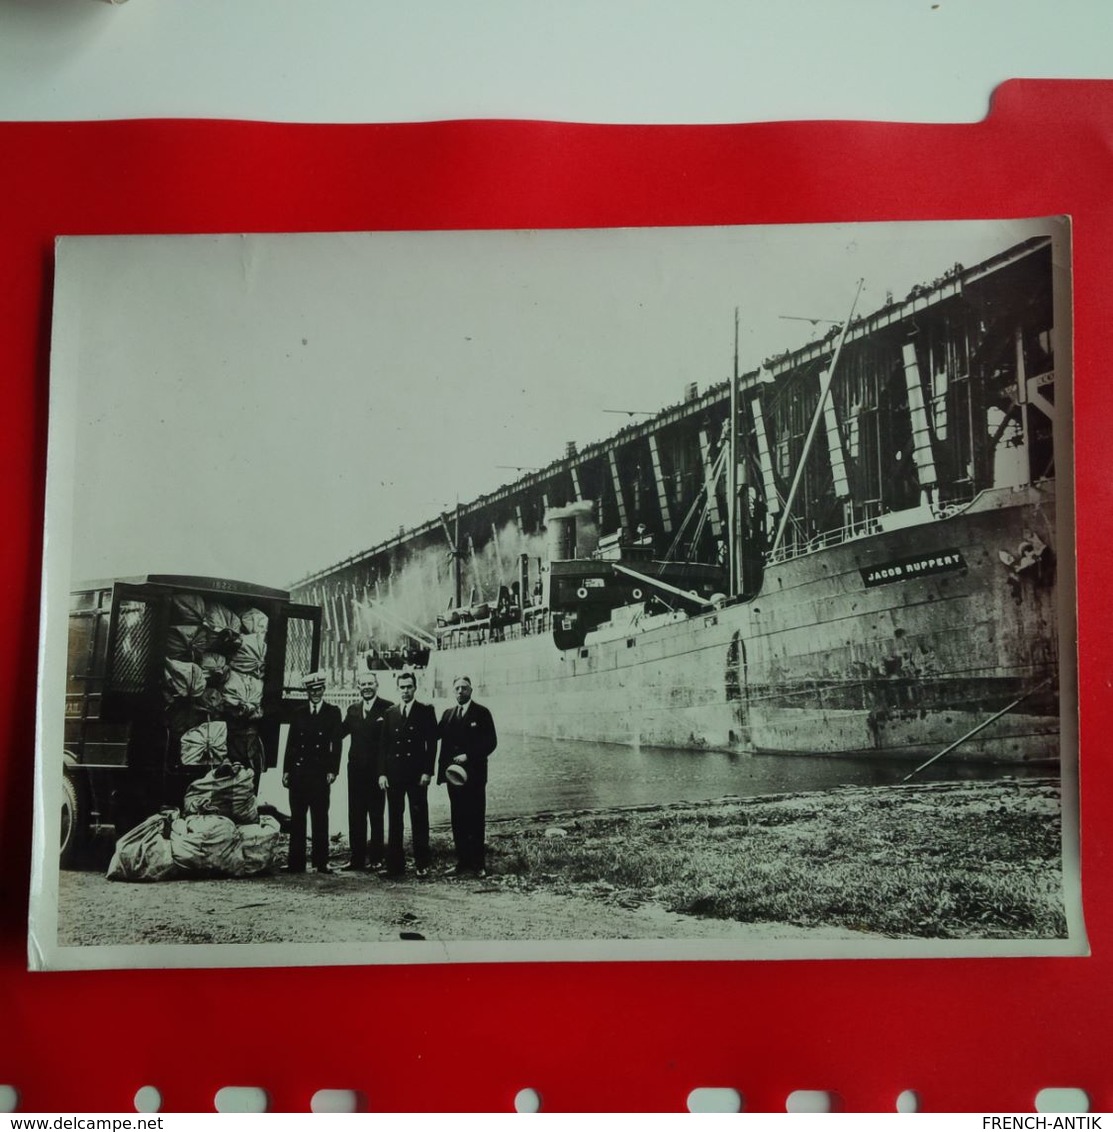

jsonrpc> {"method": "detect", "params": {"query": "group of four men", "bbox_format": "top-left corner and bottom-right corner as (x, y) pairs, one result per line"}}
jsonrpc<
(281, 669), (497, 879)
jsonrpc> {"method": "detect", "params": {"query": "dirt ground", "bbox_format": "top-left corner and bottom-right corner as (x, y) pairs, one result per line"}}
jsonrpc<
(56, 826), (868, 948)
(55, 777), (1063, 950)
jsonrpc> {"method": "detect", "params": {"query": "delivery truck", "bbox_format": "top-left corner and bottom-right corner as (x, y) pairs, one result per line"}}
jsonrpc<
(61, 574), (321, 866)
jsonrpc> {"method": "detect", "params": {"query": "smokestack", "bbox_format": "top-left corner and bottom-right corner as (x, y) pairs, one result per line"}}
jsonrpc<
(685, 382), (699, 403)
(546, 514), (576, 561)
(565, 440), (578, 459)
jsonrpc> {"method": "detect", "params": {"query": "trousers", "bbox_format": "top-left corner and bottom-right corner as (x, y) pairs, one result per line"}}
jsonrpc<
(448, 780), (487, 871)
(385, 783), (430, 873)
(347, 758), (385, 867)
(288, 773), (330, 870)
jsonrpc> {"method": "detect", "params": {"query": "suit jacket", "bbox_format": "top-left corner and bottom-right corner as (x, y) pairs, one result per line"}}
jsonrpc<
(377, 700), (438, 785)
(437, 700), (498, 786)
(342, 695), (394, 772)
(283, 700), (343, 779)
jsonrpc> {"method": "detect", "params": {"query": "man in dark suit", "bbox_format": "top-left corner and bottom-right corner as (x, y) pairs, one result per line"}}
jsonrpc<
(282, 670), (343, 874)
(340, 670), (393, 872)
(437, 674), (498, 876)
(376, 670), (438, 878)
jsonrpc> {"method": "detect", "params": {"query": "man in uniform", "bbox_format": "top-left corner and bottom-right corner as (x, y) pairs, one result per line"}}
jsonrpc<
(436, 675), (498, 877)
(282, 670), (343, 874)
(376, 670), (438, 878)
(340, 670), (393, 872)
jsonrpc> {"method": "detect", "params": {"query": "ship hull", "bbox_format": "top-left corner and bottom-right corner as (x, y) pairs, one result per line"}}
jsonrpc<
(427, 485), (1060, 763)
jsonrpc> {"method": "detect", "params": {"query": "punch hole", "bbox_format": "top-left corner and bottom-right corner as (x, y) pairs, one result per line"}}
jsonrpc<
(895, 1090), (920, 1113)
(687, 1088), (743, 1113)
(134, 1086), (162, 1113)
(0, 1086), (18, 1113)
(786, 1090), (837, 1113)
(214, 1086), (269, 1113)
(1035, 1089), (1090, 1113)
(514, 1088), (542, 1113)
(310, 1090), (365, 1113)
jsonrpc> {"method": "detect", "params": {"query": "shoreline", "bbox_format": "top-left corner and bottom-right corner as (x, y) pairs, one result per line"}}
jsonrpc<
(57, 776), (1066, 947)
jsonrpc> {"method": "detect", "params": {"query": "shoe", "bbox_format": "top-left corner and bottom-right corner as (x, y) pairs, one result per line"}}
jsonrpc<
(282, 865), (305, 874)
(338, 862), (363, 872)
(476, 869), (488, 879)
(415, 868), (430, 879)
(442, 865), (464, 877)
(315, 865), (334, 874)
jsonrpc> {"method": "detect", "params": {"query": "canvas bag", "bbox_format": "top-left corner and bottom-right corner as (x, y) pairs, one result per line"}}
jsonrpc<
(169, 813), (245, 875)
(179, 720), (229, 766)
(240, 607), (269, 636)
(164, 658), (207, 703)
(170, 593), (206, 625)
(221, 670), (264, 719)
(200, 601), (243, 654)
(236, 816), (282, 875)
(106, 810), (180, 882)
(184, 761), (258, 824)
(228, 633), (266, 677)
(165, 624), (202, 662)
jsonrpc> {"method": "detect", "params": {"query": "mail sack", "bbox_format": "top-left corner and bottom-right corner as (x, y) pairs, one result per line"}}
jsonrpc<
(228, 633), (267, 677)
(184, 761), (258, 824)
(222, 670), (264, 719)
(179, 720), (229, 766)
(202, 601), (243, 653)
(170, 593), (206, 625)
(236, 815), (282, 875)
(169, 813), (245, 875)
(164, 658), (207, 703)
(239, 607), (269, 636)
(198, 650), (229, 682)
(106, 811), (180, 882)
(165, 624), (202, 662)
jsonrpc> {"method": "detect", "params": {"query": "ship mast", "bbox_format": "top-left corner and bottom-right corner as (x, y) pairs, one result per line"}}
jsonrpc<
(770, 280), (863, 559)
(727, 308), (739, 596)
(439, 504), (464, 610)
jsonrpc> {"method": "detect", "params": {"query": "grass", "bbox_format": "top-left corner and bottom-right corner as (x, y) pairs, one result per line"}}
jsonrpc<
(486, 778), (1067, 939)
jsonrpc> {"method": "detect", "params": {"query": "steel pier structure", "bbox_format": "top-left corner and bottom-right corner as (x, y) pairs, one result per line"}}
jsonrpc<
(292, 237), (1057, 707)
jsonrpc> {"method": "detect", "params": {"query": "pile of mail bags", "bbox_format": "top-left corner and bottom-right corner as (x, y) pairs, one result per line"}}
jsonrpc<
(107, 768), (281, 882)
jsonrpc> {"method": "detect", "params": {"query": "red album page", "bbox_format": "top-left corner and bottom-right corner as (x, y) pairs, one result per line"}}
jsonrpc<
(2, 79), (1111, 1111)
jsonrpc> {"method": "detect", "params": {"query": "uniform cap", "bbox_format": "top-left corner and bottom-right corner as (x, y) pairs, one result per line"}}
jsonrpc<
(303, 669), (327, 689)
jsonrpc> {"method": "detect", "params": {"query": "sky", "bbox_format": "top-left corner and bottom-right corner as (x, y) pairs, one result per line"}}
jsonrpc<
(49, 218), (1065, 591)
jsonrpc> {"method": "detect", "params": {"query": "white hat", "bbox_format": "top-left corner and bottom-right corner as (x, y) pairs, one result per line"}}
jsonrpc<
(445, 764), (468, 786)
(303, 670), (327, 689)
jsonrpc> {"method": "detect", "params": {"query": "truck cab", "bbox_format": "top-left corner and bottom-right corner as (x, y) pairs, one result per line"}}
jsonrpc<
(62, 574), (321, 865)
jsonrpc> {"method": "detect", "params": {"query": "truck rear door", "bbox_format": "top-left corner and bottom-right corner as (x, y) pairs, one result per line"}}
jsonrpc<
(99, 582), (169, 723)
(276, 601), (322, 708)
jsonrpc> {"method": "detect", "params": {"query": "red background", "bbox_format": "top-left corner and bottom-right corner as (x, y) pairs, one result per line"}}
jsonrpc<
(1, 79), (1110, 1112)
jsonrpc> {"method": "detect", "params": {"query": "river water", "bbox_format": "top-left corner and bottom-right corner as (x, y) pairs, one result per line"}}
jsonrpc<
(257, 729), (1051, 832)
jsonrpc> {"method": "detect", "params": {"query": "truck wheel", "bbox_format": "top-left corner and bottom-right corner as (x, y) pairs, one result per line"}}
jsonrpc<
(60, 773), (86, 868)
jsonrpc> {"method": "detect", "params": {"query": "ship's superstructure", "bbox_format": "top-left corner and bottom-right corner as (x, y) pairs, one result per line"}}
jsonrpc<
(292, 236), (1060, 762)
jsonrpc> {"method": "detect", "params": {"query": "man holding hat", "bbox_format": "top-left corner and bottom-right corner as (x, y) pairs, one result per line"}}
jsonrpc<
(282, 670), (343, 873)
(437, 675), (498, 877)
(340, 670), (393, 872)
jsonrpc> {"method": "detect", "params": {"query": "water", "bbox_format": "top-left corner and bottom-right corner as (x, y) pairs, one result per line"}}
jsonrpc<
(258, 728), (1052, 832)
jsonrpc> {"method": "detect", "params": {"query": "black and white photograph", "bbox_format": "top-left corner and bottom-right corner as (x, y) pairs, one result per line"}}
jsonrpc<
(29, 218), (1082, 969)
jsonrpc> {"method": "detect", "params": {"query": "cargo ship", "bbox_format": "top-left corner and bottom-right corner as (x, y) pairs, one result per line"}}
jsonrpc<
(292, 235), (1062, 763)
